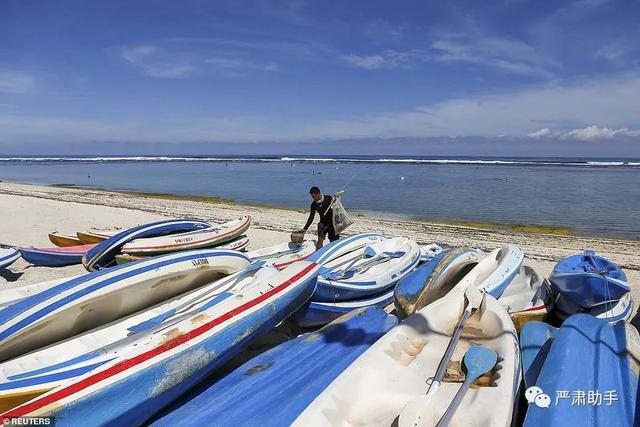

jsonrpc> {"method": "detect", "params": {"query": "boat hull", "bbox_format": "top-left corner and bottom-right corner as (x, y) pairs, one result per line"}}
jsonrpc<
(499, 262), (554, 331)
(0, 250), (249, 361)
(293, 288), (394, 328)
(554, 292), (633, 323)
(550, 251), (629, 307)
(76, 231), (111, 244)
(313, 237), (420, 302)
(393, 247), (484, 318)
(150, 306), (398, 426)
(83, 219), (211, 271)
(0, 249), (20, 270)
(19, 244), (95, 267)
(523, 314), (640, 426)
(1, 262), (319, 426)
(114, 235), (250, 265)
(121, 216), (251, 256)
(48, 233), (82, 247)
(294, 293), (520, 427)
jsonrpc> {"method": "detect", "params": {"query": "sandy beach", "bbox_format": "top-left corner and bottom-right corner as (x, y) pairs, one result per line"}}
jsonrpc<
(1, 180), (639, 320)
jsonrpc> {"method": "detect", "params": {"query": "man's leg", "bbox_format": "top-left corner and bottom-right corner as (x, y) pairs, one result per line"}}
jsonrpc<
(327, 224), (340, 242)
(316, 223), (327, 250)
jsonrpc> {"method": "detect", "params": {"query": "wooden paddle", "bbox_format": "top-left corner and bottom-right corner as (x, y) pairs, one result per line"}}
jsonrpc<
(436, 346), (498, 427)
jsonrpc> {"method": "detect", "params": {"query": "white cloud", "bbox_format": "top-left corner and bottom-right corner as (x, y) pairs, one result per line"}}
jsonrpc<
(341, 50), (422, 70)
(341, 31), (556, 78)
(430, 33), (556, 79)
(563, 125), (617, 140)
(121, 45), (197, 79)
(122, 43), (281, 78)
(562, 125), (640, 140)
(527, 125), (640, 141)
(0, 70), (35, 94)
(528, 128), (554, 138)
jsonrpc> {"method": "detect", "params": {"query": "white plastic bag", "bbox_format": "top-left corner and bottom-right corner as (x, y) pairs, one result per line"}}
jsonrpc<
(331, 193), (354, 234)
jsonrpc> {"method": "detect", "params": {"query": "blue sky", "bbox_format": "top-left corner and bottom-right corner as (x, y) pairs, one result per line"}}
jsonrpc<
(1, 0), (640, 155)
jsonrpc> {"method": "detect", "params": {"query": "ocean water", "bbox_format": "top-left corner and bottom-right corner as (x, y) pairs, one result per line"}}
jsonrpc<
(1, 156), (639, 238)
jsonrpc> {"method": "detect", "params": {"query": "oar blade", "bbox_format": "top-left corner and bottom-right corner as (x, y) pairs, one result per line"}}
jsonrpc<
(463, 345), (498, 382)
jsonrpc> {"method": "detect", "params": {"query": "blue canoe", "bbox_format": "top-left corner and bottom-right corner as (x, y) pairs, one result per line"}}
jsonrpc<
(550, 250), (629, 307)
(393, 247), (484, 318)
(554, 292), (634, 323)
(149, 306), (398, 426)
(520, 320), (559, 389)
(2, 261), (319, 425)
(522, 315), (639, 426)
(19, 244), (95, 267)
(83, 219), (211, 271)
(0, 248), (20, 269)
(293, 287), (395, 328)
(312, 237), (421, 302)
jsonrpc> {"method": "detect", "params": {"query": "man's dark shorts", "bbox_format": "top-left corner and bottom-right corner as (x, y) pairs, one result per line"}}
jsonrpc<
(318, 222), (340, 242)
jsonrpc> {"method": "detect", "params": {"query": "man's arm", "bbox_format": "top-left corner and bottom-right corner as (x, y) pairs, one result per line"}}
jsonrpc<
(303, 203), (316, 230)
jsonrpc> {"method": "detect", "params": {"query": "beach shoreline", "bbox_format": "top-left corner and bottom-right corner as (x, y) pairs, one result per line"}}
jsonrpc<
(1, 180), (639, 261)
(0, 179), (638, 298)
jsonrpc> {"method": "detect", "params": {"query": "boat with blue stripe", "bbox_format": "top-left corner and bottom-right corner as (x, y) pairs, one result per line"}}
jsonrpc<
(149, 306), (397, 426)
(19, 244), (95, 267)
(394, 247), (485, 318)
(550, 249), (630, 306)
(293, 287), (395, 328)
(83, 219), (211, 271)
(0, 260), (320, 425)
(0, 248), (20, 270)
(0, 249), (249, 361)
(312, 236), (421, 302)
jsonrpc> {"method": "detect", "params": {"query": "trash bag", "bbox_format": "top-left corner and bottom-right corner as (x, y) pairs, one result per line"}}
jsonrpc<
(331, 193), (354, 234)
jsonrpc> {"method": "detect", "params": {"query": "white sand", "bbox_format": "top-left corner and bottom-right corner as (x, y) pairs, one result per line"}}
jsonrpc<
(0, 181), (638, 313)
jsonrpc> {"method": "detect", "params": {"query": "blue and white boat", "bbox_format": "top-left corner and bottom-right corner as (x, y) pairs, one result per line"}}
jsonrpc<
(0, 249), (249, 361)
(294, 292), (521, 426)
(247, 240), (316, 269)
(554, 291), (633, 323)
(394, 245), (522, 318)
(19, 244), (94, 267)
(149, 306), (397, 426)
(394, 247), (485, 318)
(0, 260), (320, 425)
(0, 248), (20, 270)
(522, 315), (640, 426)
(550, 250), (632, 322)
(312, 236), (420, 302)
(306, 232), (386, 266)
(83, 219), (211, 271)
(293, 287), (395, 328)
(550, 249), (630, 306)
